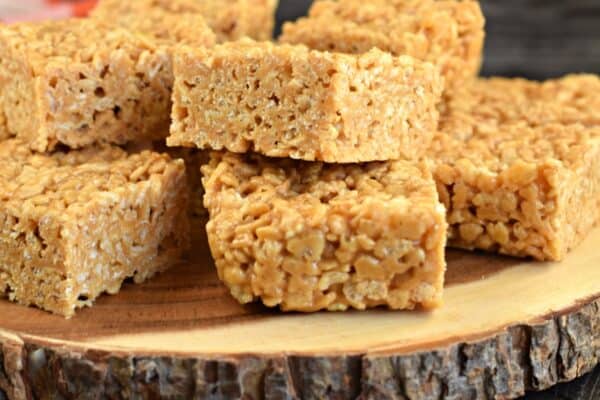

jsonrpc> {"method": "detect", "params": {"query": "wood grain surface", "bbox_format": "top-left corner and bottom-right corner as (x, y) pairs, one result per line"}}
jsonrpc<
(0, 224), (599, 399)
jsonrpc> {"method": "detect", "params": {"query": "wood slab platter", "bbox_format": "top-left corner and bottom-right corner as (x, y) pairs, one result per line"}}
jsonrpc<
(0, 226), (599, 400)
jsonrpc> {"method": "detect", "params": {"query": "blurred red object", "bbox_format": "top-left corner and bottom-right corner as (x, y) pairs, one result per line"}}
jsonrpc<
(0, 0), (98, 22)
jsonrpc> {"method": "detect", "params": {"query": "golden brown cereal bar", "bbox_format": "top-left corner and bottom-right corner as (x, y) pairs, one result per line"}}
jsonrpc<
(169, 41), (443, 163)
(202, 152), (447, 312)
(432, 75), (600, 260)
(91, 4), (216, 47)
(280, 0), (485, 87)
(0, 19), (193, 151)
(0, 139), (189, 317)
(192, 0), (278, 42)
(92, 0), (278, 42)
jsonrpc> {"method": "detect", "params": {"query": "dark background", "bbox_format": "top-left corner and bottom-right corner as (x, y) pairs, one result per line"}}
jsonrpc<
(275, 1), (600, 399)
(275, 0), (600, 80)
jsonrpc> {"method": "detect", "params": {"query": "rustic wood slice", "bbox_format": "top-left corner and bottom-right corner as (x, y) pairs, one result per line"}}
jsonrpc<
(0, 226), (599, 400)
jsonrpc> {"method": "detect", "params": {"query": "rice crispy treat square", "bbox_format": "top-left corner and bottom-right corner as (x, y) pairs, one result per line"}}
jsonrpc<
(279, 0), (485, 88)
(0, 18), (207, 151)
(0, 139), (189, 317)
(92, 0), (278, 42)
(201, 152), (447, 312)
(91, 3), (216, 47)
(432, 75), (600, 261)
(169, 40), (443, 163)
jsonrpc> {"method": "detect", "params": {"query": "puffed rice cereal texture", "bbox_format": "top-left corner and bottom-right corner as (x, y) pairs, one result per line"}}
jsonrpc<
(201, 151), (447, 312)
(279, 0), (485, 88)
(91, 2), (216, 47)
(169, 40), (443, 163)
(92, 0), (278, 43)
(432, 75), (600, 261)
(0, 139), (189, 317)
(0, 19), (185, 151)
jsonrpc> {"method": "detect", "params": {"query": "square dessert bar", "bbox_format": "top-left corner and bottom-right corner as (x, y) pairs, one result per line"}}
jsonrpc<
(432, 75), (600, 261)
(202, 152), (447, 312)
(0, 140), (189, 317)
(91, 4), (216, 47)
(192, 0), (278, 42)
(169, 41), (443, 163)
(92, 0), (278, 42)
(279, 0), (485, 87)
(0, 19), (184, 151)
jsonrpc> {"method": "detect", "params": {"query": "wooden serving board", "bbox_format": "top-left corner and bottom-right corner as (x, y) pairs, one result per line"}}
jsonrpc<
(1, 226), (599, 400)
